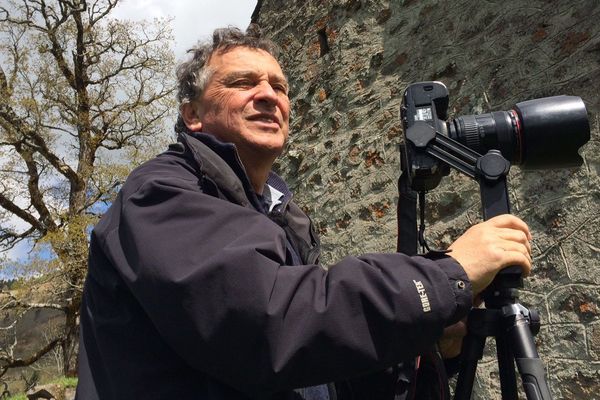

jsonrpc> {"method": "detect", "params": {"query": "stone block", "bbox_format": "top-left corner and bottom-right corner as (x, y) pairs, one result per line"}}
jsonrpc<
(537, 324), (587, 360)
(547, 284), (600, 324)
(547, 359), (600, 399)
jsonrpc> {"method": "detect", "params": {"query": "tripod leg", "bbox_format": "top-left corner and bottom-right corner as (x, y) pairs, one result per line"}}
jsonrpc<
(496, 335), (518, 400)
(504, 307), (553, 400)
(454, 333), (486, 399)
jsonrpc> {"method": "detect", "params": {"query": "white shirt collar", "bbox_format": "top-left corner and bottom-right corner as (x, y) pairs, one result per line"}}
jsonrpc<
(263, 184), (285, 212)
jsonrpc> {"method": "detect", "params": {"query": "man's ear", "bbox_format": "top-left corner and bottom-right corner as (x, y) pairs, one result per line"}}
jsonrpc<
(180, 103), (203, 132)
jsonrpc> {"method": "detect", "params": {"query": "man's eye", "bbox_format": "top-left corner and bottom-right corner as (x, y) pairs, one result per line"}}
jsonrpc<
(231, 79), (253, 88)
(273, 84), (288, 94)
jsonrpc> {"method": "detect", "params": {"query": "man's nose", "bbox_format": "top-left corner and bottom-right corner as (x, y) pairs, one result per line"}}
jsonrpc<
(254, 81), (278, 105)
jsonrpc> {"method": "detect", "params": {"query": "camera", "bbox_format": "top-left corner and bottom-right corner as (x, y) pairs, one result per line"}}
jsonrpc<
(400, 81), (590, 191)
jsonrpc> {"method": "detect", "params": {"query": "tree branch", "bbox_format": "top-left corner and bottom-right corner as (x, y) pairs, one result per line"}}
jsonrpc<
(14, 143), (57, 230)
(0, 104), (82, 187)
(88, 0), (118, 26)
(0, 192), (43, 231)
(0, 337), (64, 368)
(38, 0), (77, 90)
(0, 226), (37, 251)
(0, 66), (8, 96)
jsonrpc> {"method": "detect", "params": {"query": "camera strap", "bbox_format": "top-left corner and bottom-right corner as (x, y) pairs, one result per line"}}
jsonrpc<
(417, 191), (431, 253)
(397, 169), (418, 256)
(397, 170), (436, 255)
(397, 162), (451, 400)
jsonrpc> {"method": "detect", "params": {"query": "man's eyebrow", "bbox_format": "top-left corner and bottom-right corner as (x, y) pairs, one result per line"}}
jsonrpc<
(221, 70), (256, 81)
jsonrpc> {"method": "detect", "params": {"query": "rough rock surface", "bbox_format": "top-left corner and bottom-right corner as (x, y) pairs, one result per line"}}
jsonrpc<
(255, 0), (600, 398)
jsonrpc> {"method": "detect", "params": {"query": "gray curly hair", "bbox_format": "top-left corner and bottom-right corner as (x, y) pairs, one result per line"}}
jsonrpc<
(175, 24), (278, 133)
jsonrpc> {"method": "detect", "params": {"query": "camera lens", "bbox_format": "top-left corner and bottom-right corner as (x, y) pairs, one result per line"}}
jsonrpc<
(448, 111), (519, 164)
(447, 96), (590, 169)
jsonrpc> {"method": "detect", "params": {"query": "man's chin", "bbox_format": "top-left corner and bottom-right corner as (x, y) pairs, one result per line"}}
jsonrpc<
(237, 138), (284, 160)
(254, 143), (285, 157)
(250, 134), (286, 151)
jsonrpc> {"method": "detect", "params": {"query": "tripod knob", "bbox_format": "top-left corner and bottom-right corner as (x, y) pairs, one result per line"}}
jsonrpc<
(476, 150), (511, 181)
(528, 309), (541, 336)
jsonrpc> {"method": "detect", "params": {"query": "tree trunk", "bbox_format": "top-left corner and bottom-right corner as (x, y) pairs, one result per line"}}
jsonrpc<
(62, 305), (80, 376)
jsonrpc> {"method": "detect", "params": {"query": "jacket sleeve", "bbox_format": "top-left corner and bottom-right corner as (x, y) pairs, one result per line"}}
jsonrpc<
(100, 174), (471, 396)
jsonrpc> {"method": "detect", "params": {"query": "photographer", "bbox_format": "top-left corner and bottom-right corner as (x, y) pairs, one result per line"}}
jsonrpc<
(76, 25), (532, 400)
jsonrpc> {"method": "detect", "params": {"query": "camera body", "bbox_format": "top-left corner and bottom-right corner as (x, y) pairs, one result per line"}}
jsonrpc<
(400, 82), (452, 191)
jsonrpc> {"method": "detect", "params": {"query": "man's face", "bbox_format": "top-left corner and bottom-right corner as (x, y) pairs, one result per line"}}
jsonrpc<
(194, 47), (290, 163)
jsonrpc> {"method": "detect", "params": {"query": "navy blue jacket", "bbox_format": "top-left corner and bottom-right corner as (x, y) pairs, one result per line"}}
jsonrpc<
(76, 132), (471, 399)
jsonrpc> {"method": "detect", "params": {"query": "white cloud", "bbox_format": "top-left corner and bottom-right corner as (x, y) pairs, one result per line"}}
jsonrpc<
(112, 0), (258, 58)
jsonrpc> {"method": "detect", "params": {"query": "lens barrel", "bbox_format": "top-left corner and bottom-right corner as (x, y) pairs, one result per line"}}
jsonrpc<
(448, 111), (519, 163)
(447, 96), (590, 169)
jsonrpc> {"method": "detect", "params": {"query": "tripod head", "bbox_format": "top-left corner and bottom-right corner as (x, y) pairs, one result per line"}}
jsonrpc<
(398, 82), (590, 400)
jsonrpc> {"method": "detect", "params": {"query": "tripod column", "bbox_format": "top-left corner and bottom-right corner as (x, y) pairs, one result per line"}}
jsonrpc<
(503, 304), (553, 400)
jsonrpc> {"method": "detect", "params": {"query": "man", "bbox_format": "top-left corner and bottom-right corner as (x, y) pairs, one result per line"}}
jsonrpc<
(76, 25), (532, 399)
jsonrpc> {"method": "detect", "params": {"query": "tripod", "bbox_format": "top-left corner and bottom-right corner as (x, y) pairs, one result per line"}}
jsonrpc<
(453, 151), (552, 400)
(401, 122), (553, 399)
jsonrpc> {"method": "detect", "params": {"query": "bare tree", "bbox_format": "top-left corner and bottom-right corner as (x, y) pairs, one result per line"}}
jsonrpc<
(0, 0), (176, 376)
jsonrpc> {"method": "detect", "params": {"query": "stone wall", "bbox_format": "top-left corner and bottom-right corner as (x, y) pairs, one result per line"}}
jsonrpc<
(255, 0), (600, 398)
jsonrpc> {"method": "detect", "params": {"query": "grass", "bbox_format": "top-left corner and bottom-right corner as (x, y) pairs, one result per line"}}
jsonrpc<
(5, 395), (27, 400)
(47, 376), (78, 388)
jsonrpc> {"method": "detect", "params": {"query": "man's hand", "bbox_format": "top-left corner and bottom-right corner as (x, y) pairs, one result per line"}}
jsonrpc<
(438, 296), (483, 358)
(438, 319), (467, 359)
(448, 214), (533, 297)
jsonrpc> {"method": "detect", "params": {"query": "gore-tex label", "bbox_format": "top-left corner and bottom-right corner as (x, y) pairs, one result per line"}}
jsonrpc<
(413, 280), (431, 313)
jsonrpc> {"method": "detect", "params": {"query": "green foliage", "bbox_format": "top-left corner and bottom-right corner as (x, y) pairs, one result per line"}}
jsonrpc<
(0, 277), (26, 290)
(48, 376), (78, 388)
(0, 278), (18, 290)
(5, 394), (27, 400)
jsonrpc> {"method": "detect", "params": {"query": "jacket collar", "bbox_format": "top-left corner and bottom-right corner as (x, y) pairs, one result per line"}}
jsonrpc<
(177, 131), (293, 213)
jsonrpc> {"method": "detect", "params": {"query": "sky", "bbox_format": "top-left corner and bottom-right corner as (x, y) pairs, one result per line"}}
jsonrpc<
(0, 1), (258, 277)
(112, 0), (258, 59)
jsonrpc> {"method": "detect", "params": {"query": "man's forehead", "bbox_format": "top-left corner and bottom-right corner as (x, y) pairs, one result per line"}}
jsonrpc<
(209, 46), (281, 69)
(206, 46), (287, 85)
